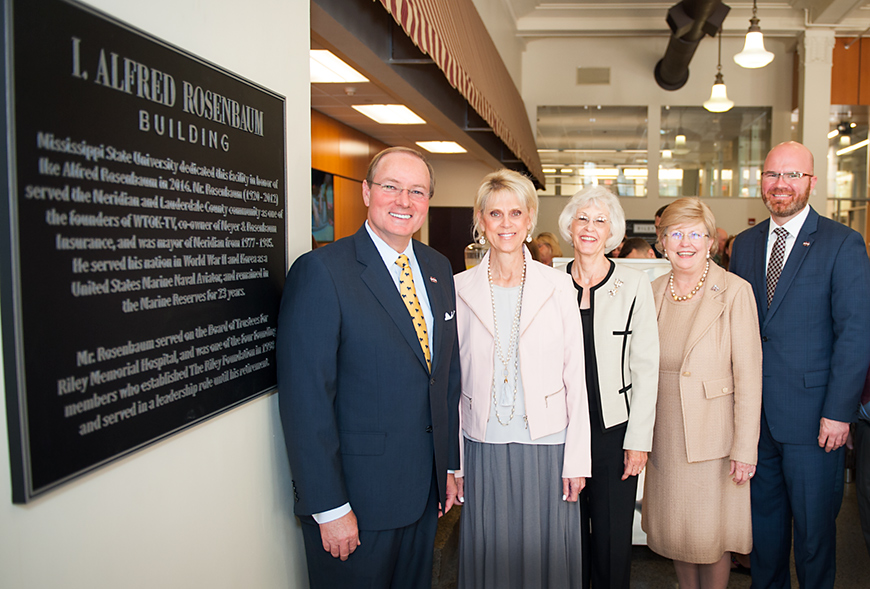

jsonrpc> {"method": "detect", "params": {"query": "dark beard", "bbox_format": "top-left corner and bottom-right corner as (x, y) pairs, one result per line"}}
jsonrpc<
(762, 184), (810, 219)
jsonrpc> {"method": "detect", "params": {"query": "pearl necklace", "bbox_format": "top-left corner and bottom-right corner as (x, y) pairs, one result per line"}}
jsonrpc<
(488, 256), (526, 426)
(669, 259), (709, 301)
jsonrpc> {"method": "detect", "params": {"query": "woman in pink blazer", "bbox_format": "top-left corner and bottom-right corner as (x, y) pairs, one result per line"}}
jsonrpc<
(454, 169), (591, 588)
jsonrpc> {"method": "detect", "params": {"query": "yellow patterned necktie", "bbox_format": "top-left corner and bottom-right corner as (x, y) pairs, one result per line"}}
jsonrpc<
(395, 254), (431, 369)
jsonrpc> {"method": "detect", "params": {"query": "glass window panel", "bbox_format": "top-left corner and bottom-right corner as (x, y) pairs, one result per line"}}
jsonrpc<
(659, 106), (770, 198)
(536, 106), (649, 197)
(828, 105), (869, 236)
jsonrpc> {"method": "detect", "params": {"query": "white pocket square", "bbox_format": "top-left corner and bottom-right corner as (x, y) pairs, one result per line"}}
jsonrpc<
(444, 311), (456, 321)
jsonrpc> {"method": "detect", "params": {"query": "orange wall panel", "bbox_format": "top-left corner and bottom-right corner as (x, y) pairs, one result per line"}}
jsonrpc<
(860, 38), (870, 105)
(311, 110), (389, 241)
(832, 38), (860, 105)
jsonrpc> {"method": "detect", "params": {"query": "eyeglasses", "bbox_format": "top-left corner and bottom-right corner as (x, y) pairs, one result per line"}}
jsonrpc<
(761, 171), (814, 182)
(575, 214), (609, 228)
(666, 230), (708, 242)
(371, 182), (430, 201)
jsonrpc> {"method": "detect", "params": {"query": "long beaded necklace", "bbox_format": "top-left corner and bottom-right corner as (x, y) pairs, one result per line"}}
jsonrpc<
(669, 259), (710, 301)
(488, 256), (526, 426)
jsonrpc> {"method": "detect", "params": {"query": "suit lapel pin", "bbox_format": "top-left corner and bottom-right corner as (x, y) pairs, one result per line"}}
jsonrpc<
(444, 311), (455, 321)
(429, 276), (438, 283)
(711, 284), (720, 292)
(802, 241), (810, 247)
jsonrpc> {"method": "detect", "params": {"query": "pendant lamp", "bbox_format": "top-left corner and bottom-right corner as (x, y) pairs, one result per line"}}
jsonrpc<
(704, 30), (734, 113)
(734, 0), (774, 68)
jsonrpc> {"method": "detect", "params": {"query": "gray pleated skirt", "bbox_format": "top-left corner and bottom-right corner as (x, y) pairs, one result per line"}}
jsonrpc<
(458, 439), (583, 589)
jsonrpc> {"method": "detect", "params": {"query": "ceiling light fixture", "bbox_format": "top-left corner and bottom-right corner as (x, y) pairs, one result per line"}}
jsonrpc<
(734, 0), (774, 69)
(673, 110), (689, 155)
(836, 139), (869, 156)
(704, 29), (734, 113)
(562, 149), (617, 153)
(416, 141), (466, 154)
(310, 50), (369, 83)
(351, 104), (425, 124)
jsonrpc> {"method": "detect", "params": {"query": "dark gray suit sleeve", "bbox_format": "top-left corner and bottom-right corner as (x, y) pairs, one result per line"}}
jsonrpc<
(277, 253), (348, 515)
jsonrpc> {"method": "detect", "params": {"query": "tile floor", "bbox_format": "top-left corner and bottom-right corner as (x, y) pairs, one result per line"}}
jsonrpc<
(434, 480), (870, 588)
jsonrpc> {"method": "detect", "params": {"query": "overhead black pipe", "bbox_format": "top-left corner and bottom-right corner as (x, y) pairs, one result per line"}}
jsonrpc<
(654, 0), (731, 91)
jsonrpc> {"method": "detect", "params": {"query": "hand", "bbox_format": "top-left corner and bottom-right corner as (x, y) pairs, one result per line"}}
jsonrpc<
(319, 511), (360, 560)
(439, 473), (457, 517)
(730, 460), (755, 485)
(456, 475), (465, 504)
(818, 418), (850, 452)
(622, 450), (648, 480)
(562, 477), (585, 502)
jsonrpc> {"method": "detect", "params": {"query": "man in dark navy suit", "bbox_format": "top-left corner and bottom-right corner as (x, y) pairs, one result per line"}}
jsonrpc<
(277, 147), (460, 588)
(730, 141), (870, 588)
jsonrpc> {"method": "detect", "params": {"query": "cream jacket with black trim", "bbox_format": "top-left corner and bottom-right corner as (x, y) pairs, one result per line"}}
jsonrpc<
(570, 261), (660, 452)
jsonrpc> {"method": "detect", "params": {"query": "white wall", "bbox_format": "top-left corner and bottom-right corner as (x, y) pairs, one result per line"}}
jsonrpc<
(0, 1), (311, 588)
(422, 158), (495, 244)
(471, 0), (524, 89)
(522, 35), (796, 255)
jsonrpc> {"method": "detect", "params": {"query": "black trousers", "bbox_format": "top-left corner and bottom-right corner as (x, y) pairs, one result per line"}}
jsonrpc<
(300, 475), (440, 589)
(579, 423), (638, 589)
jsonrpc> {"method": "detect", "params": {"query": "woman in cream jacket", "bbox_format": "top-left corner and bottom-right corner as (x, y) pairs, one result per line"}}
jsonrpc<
(558, 186), (659, 589)
(454, 169), (590, 589)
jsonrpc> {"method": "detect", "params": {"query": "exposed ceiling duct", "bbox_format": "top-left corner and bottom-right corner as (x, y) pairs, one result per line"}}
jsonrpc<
(654, 0), (731, 91)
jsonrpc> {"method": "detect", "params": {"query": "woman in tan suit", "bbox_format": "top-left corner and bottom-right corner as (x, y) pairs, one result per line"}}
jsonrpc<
(642, 198), (762, 589)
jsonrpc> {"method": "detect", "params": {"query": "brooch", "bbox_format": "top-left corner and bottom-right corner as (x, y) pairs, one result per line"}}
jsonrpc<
(711, 284), (720, 292)
(609, 279), (623, 297)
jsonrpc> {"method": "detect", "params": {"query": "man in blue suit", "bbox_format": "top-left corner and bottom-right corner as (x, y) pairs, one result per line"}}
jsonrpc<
(277, 147), (460, 588)
(730, 141), (870, 588)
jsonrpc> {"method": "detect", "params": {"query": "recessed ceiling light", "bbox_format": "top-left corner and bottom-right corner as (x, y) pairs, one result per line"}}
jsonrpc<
(543, 168), (557, 174)
(416, 141), (467, 154)
(310, 50), (368, 83)
(352, 104), (426, 124)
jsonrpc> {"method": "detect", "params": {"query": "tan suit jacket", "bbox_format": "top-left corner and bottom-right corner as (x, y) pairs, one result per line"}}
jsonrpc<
(651, 263), (762, 464)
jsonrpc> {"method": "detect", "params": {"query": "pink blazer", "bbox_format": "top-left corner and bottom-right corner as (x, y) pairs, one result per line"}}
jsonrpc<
(454, 248), (591, 478)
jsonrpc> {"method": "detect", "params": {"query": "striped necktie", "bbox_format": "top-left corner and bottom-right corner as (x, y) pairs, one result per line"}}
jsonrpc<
(395, 254), (431, 369)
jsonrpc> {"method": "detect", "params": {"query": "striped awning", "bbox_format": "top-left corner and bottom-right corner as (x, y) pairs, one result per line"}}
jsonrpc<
(375, 0), (543, 185)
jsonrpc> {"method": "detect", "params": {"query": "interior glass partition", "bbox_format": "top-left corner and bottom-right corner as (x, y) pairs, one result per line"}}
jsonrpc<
(536, 106), (649, 197)
(659, 106), (771, 198)
(827, 105), (869, 240)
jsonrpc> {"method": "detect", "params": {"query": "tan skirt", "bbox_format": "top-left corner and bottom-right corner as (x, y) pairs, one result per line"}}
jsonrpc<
(641, 370), (752, 564)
